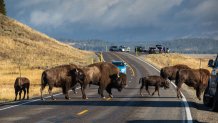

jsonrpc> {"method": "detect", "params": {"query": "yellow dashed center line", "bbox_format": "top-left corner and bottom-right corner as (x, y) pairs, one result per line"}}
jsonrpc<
(111, 52), (135, 76)
(77, 110), (89, 116)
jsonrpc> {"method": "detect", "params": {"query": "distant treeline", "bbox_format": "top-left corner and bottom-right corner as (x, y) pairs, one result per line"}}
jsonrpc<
(61, 38), (218, 54)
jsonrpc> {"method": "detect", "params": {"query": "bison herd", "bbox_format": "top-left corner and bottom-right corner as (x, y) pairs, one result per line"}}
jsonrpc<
(13, 62), (210, 102)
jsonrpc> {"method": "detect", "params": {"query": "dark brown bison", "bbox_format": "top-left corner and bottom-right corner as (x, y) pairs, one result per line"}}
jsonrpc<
(70, 62), (127, 99)
(139, 75), (169, 96)
(14, 77), (30, 101)
(160, 64), (191, 81)
(40, 64), (78, 100)
(176, 69), (210, 100)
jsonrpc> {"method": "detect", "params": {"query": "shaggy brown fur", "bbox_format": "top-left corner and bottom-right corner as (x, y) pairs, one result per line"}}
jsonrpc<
(175, 69), (210, 100)
(160, 64), (191, 81)
(71, 62), (127, 99)
(40, 64), (78, 100)
(14, 77), (30, 101)
(139, 76), (169, 96)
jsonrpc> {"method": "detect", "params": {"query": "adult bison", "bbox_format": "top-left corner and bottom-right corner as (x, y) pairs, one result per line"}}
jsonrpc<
(70, 62), (127, 99)
(139, 76), (169, 96)
(176, 68), (210, 100)
(40, 64), (78, 100)
(14, 77), (30, 101)
(160, 64), (191, 81)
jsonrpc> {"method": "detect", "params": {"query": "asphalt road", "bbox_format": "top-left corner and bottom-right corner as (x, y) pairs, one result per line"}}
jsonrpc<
(0, 52), (192, 123)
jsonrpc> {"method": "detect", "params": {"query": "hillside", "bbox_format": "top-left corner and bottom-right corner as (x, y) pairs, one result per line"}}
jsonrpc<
(0, 14), (97, 101)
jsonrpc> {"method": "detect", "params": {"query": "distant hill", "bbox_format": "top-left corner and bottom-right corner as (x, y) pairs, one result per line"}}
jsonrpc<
(160, 38), (218, 54)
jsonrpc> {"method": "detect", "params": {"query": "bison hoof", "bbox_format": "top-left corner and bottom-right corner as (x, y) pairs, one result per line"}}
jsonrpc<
(109, 94), (113, 98)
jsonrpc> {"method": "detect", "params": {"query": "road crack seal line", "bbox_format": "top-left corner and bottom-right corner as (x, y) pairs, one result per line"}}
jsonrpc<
(124, 52), (193, 123)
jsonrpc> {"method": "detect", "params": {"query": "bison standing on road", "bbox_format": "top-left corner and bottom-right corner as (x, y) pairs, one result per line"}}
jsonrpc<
(14, 77), (30, 101)
(175, 68), (210, 100)
(40, 64), (78, 100)
(70, 62), (127, 99)
(139, 75), (169, 96)
(160, 64), (191, 81)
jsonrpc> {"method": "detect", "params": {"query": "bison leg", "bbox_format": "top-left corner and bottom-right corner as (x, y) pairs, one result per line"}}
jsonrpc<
(140, 84), (144, 96)
(22, 89), (26, 100)
(106, 86), (113, 98)
(14, 89), (18, 101)
(196, 85), (204, 100)
(81, 84), (88, 99)
(27, 86), (29, 100)
(99, 86), (105, 99)
(19, 90), (22, 100)
(40, 85), (46, 100)
(48, 86), (55, 100)
(145, 84), (151, 95)
(152, 86), (159, 96)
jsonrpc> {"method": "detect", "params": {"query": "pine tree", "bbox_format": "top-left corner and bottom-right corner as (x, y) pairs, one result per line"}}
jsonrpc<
(0, 0), (6, 15)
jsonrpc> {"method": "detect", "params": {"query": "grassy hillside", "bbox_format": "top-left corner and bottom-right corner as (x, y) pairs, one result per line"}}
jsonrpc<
(0, 14), (97, 101)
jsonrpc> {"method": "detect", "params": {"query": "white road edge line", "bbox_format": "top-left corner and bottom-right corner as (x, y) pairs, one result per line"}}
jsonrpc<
(0, 87), (81, 111)
(125, 53), (193, 123)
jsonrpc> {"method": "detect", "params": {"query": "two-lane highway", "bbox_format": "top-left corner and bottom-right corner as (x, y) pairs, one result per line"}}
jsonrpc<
(0, 52), (192, 123)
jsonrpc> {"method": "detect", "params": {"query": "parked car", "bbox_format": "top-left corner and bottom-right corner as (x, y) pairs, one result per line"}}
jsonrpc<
(203, 54), (218, 111)
(119, 46), (130, 52)
(112, 60), (127, 74)
(109, 46), (119, 51)
(135, 46), (145, 52)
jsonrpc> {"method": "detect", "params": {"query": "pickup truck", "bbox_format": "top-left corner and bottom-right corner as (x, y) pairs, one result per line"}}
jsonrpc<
(203, 54), (218, 111)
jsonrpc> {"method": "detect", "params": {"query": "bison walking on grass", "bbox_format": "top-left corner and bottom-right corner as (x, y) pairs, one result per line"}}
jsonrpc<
(175, 69), (210, 100)
(14, 77), (30, 101)
(160, 64), (191, 81)
(70, 62), (127, 99)
(40, 64), (78, 100)
(139, 75), (169, 96)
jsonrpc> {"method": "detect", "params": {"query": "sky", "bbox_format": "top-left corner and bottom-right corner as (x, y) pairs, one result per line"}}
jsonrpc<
(5, 0), (218, 42)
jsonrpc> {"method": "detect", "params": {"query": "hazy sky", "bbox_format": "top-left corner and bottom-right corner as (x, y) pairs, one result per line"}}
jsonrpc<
(5, 0), (218, 41)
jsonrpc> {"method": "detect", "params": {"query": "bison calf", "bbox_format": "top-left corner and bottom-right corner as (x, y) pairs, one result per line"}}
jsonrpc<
(139, 75), (169, 96)
(14, 77), (30, 101)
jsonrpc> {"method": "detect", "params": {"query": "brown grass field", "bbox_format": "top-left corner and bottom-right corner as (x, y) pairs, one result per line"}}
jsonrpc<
(0, 14), (97, 101)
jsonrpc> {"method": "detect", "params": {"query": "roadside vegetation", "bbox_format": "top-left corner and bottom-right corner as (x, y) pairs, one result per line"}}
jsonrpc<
(0, 14), (98, 101)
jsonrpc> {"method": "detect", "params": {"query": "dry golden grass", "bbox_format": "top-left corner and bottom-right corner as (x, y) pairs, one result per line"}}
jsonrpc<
(144, 53), (212, 71)
(0, 14), (98, 101)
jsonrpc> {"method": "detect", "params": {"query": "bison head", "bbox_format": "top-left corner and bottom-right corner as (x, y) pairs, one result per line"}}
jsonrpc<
(69, 68), (85, 83)
(162, 80), (170, 89)
(111, 73), (127, 92)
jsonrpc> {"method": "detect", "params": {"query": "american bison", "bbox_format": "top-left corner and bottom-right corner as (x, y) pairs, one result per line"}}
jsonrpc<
(40, 64), (78, 100)
(70, 62), (127, 99)
(175, 68), (210, 100)
(14, 77), (30, 101)
(139, 75), (169, 96)
(160, 64), (191, 81)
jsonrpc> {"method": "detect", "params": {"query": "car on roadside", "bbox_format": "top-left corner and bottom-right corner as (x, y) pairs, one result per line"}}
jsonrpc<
(119, 45), (130, 52)
(112, 60), (127, 74)
(203, 54), (218, 111)
(109, 46), (119, 51)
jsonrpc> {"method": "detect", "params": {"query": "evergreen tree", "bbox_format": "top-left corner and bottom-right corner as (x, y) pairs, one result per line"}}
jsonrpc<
(0, 0), (6, 15)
